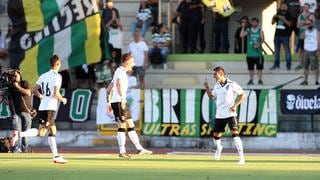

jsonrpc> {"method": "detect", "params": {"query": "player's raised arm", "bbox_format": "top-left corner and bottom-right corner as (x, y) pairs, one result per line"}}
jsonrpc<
(204, 78), (215, 99)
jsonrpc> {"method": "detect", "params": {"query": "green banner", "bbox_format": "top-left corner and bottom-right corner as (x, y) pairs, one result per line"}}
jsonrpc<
(143, 89), (279, 137)
(0, 89), (95, 124)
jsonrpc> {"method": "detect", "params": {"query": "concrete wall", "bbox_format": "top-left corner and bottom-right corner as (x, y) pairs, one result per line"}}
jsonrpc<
(1, 130), (319, 150)
(0, 0), (9, 34)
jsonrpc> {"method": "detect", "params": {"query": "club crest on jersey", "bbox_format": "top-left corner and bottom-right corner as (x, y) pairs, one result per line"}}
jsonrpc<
(226, 85), (229, 90)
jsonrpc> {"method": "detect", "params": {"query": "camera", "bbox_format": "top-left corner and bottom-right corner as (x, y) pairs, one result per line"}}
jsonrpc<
(0, 69), (17, 97)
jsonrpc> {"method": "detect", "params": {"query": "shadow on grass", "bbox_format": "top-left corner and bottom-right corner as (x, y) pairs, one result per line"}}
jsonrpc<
(1, 155), (320, 164)
(64, 157), (320, 164)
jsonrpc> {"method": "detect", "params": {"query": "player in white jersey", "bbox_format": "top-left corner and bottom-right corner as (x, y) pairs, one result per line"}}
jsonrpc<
(204, 67), (246, 165)
(107, 53), (152, 160)
(32, 55), (68, 164)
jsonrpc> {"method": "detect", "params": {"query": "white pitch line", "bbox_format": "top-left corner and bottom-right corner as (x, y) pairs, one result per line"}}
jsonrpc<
(0, 154), (113, 164)
(166, 151), (320, 156)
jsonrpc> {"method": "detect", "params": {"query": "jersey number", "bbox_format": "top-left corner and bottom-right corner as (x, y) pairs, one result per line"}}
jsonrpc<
(41, 82), (51, 96)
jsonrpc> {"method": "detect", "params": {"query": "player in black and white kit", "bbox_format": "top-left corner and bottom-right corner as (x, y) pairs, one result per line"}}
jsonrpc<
(204, 66), (246, 165)
(107, 53), (152, 160)
(32, 55), (68, 164)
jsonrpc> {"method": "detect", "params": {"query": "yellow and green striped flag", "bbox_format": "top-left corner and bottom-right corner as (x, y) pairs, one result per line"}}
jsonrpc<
(203, 0), (235, 17)
(7, 0), (110, 85)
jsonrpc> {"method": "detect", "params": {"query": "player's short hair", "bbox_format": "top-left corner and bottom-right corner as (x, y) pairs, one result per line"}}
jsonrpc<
(121, 53), (132, 63)
(213, 66), (225, 75)
(50, 54), (60, 67)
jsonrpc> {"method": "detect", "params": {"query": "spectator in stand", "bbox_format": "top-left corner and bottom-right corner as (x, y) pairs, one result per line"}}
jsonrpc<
(75, 64), (95, 88)
(0, 28), (5, 49)
(5, 23), (12, 49)
(189, 0), (206, 53)
(127, 30), (148, 89)
(59, 70), (71, 89)
(0, 48), (8, 74)
(234, 16), (249, 53)
(127, 70), (138, 93)
(296, 3), (315, 70)
(270, 2), (293, 70)
(147, 0), (159, 26)
(102, 0), (123, 68)
(301, 0), (317, 12)
(176, 0), (192, 53)
(0, 24), (11, 74)
(314, 1), (320, 30)
(284, 0), (302, 35)
(108, 44), (118, 73)
(240, 17), (265, 85)
(102, 0), (123, 31)
(131, 0), (152, 38)
(213, 12), (230, 53)
(300, 19), (320, 85)
(149, 23), (171, 69)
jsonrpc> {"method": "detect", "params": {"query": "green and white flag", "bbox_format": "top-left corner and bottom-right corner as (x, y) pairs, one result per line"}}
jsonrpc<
(7, 0), (110, 85)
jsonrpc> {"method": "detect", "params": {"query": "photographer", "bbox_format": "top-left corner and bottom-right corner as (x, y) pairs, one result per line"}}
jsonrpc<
(4, 70), (35, 152)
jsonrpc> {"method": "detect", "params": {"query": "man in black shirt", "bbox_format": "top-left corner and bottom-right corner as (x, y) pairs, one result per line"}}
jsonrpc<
(7, 70), (37, 152)
(270, 2), (293, 70)
(102, 0), (122, 30)
(234, 16), (249, 53)
(176, 0), (192, 53)
(213, 12), (230, 53)
(190, 0), (206, 53)
(102, 0), (123, 68)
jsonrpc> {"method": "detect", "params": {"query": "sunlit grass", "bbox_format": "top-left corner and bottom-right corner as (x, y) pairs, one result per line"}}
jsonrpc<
(0, 153), (319, 180)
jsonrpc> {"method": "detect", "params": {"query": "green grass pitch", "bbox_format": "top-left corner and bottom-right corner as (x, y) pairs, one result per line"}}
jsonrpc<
(0, 153), (319, 180)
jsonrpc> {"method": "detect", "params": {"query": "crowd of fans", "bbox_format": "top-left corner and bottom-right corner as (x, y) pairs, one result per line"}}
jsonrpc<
(1, 0), (320, 90)
(103, 0), (319, 87)
(103, 0), (170, 89)
(270, 0), (319, 85)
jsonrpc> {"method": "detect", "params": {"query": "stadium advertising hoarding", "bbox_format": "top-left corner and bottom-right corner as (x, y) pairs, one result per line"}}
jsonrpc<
(143, 89), (278, 137)
(0, 89), (95, 122)
(96, 88), (141, 124)
(281, 90), (320, 114)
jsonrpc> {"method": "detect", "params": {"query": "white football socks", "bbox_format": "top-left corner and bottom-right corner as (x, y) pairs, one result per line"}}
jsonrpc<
(117, 132), (126, 154)
(128, 130), (143, 150)
(48, 136), (59, 157)
(213, 138), (222, 149)
(233, 136), (244, 158)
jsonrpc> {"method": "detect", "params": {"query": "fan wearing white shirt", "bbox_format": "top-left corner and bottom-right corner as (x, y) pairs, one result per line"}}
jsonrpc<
(127, 30), (148, 89)
(32, 55), (68, 164)
(107, 53), (152, 160)
(204, 66), (246, 165)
